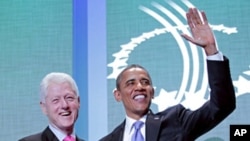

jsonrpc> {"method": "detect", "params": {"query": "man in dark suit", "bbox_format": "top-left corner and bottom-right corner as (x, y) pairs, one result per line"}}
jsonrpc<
(19, 72), (84, 141)
(18, 126), (83, 141)
(99, 8), (236, 141)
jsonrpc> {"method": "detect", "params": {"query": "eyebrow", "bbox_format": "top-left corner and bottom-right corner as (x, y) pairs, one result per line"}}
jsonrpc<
(125, 77), (150, 84)
(125, 78), (136, 84)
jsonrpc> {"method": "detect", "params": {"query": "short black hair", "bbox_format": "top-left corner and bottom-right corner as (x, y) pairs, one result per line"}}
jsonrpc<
(116, 64), (152, 90)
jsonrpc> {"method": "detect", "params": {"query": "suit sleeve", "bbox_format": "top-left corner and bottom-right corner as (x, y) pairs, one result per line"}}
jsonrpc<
(179, 56), (236, 139)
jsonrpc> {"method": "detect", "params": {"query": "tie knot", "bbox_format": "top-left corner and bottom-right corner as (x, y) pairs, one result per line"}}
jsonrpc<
(63, 135), (75, 141)
(133, 121), (144, 130)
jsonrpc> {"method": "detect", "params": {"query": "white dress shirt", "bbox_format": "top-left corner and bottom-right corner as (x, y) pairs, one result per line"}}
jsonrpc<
(49, 124), (76, 141)
(123, 115), (147, 141)
(207, 51), (223, 61)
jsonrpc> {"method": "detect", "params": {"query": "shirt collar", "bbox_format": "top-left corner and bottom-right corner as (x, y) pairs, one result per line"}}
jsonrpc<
(49, 124), (76, 141)
(125, 115), (147, 134)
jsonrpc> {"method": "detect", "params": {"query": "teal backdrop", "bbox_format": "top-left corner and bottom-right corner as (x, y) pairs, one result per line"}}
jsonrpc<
(0, 0), (74, 140)
(1, 0), (250, 141)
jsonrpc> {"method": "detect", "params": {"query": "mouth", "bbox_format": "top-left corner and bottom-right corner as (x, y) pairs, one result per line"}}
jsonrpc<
(133, 94), (146, 101)
(60, 111), (71, 116)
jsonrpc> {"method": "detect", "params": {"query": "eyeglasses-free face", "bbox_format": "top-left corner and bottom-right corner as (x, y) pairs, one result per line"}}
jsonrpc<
(41, 82), (80, 132)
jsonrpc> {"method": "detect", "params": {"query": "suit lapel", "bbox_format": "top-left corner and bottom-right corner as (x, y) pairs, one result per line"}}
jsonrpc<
(76, 136), (83, 141)
(116, 122), (125, 141)
(110, 120), (125, 141)
(112, 130), (124, 141)
(41, 127), (59, 141)
(145, 111), (161, 141)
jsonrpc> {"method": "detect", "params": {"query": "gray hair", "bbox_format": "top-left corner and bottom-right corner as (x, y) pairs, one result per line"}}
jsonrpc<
(40, 72), (79, 103)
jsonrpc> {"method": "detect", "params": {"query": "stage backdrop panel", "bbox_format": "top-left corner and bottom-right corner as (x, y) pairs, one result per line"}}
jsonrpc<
(0, 1), (73, 140)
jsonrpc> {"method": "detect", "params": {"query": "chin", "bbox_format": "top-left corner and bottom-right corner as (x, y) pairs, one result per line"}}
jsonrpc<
(61, 123), (74, 129)
(59, 119), (74, 126)
(136, 108), (148, 114)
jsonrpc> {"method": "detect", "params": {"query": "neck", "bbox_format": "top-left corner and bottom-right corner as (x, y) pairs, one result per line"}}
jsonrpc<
(50, 123), (74, 135)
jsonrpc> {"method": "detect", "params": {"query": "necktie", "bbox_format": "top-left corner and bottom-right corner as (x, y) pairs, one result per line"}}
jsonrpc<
(63, 135), (75, 141)
(132, 121), (144, 141)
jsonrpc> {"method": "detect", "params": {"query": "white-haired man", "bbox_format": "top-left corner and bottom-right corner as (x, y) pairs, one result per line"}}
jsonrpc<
(19, 72), (84, 141)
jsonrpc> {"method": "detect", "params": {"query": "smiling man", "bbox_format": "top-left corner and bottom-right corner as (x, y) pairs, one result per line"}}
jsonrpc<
(99, 8), (235, 141)
(19, 72), (84, 141)
(113, 65), (154, 121)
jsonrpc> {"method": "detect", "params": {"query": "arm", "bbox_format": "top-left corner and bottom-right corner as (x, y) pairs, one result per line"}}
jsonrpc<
(179, 58), (236, 139)
(179, 8), (236, 139)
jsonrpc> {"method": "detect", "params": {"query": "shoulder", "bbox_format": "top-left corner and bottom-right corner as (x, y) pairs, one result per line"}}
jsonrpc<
(76, 136), (85, 141)
(146, 104), (187, 122)
(77, 138), (85, 141)
(99, 121), (125, 141)
(153, 104), (185, 116)
(18, 126), (53, 141)
(18, 132), (42, 141)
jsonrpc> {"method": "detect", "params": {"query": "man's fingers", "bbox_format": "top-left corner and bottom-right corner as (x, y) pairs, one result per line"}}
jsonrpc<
(201, 11), (208, 25)
(193, 8), (202, 25)
(186, 13), (194, 29)
(181, 34), (194, 43)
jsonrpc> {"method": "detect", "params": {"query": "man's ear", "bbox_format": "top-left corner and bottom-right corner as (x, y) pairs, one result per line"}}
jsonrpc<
(113, 88), (122, 102)
(152, 87), (155, 99)
(77, 96), (80, 108)
(40, 101), (47, 115)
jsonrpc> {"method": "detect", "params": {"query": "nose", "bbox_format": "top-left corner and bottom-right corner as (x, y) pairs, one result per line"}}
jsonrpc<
(61, 98), (69, 108)
(135, 82), (144, 90)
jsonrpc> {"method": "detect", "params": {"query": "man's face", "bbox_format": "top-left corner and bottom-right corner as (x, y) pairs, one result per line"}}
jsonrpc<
(114, 67), (154, 120)
(41, 82), (80, 131)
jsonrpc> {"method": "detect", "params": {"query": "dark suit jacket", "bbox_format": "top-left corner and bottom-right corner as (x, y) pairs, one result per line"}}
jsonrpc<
(99, 57), (236, 141)
(18, 126), (84, 141)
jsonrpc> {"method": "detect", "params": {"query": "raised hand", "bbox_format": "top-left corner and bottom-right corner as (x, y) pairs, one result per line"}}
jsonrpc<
(181, 8), (218, 56)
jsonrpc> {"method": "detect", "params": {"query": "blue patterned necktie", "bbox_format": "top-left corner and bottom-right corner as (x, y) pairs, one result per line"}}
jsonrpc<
(132, 121), (144, 141)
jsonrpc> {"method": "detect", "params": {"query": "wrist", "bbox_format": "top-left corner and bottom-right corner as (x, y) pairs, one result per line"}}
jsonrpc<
(205, 44), (218, 56)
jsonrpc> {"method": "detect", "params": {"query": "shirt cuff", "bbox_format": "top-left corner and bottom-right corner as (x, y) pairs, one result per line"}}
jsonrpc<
(206, 51), (224, 61)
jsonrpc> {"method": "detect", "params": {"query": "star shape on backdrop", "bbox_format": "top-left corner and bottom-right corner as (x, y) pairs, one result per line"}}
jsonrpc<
(152, 88), (178, 112)
(181, 90), (208, 110)
(233, 75), (250, 97)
